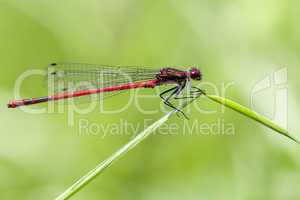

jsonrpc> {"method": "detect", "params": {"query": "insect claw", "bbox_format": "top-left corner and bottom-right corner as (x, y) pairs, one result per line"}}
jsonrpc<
(174, 108), (189, 120)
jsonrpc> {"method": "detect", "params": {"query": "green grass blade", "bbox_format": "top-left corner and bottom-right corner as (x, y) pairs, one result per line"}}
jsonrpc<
(54, 94), (297, 200)
(205, 94), (299, 144)
(55, 112), (173, 200)
(54, 98), (198, 200)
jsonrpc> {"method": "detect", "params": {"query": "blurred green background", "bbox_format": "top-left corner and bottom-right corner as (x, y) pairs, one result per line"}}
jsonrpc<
(1, 0), (300, 199)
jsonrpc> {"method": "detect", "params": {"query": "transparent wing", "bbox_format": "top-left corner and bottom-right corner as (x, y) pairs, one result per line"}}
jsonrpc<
(47, 63), (158, 102)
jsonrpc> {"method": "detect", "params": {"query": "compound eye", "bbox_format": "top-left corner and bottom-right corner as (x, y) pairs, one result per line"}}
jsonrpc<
(189, 68), (201, 80)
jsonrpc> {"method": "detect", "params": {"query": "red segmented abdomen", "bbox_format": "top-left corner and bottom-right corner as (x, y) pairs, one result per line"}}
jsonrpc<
(8, 97), (50, 108)
(8, 79), (158, 108)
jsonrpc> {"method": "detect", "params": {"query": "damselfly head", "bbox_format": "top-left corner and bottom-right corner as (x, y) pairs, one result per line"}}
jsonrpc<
(189, 67), (202, 81)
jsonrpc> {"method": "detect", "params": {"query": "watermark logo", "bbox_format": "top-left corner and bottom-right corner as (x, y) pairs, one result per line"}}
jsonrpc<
(78, 118), (235, 138)
(251, 67), (288, 129)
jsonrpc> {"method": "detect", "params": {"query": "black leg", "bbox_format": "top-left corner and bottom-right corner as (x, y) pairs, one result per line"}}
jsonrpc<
(192, 86), (206, 95)
(159, 84), (189, 119)
(159, 86), (178, 101)
(166, 86), (205, 119)
(159, 86), (180, 112)
(174, 87), (205, 100)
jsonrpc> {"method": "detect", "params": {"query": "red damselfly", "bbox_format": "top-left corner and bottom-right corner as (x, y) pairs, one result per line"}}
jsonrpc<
(8, 63), (204, 117)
